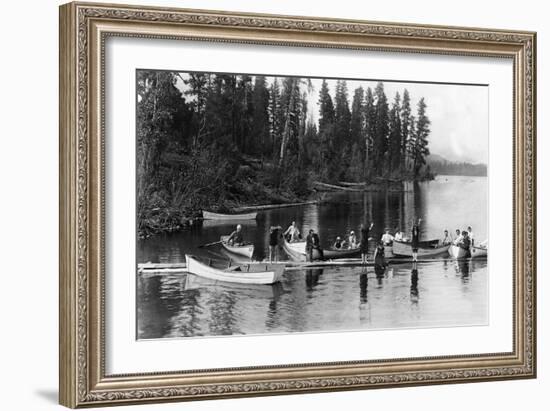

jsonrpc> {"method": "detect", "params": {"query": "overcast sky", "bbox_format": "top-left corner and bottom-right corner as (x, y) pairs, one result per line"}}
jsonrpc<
(175, 73), (488, 164)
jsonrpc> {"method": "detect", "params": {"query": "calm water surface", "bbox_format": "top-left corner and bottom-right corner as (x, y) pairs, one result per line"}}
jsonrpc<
(137, 175), (488, 339)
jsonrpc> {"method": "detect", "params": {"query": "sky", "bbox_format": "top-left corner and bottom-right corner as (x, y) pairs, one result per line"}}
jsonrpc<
(175, 73), (488, 164)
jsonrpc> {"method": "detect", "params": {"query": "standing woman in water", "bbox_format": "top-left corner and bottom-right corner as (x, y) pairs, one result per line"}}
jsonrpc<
(360, 222), (374, 265)
(411, 218), (421, 262)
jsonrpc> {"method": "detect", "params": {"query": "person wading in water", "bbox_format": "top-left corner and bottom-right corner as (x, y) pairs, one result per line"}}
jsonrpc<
(360, 222), (374, 265)
(268, 225), (282, 263)
(411, 218), (422, 262)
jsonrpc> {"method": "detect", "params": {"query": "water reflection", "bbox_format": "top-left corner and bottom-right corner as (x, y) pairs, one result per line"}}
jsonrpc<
(410, 266), (419, 304)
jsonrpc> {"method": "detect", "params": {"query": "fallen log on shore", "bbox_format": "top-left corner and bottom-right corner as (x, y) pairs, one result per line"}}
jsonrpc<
(232, 200), (319, 213)
(313, 181), (365, 192)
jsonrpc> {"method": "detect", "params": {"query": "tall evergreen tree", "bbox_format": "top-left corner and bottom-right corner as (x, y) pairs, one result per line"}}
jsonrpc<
(363, 87), (376, 178)
(318, 79), (335, 133)
(268, 78), (283, 158)
(388, 92), (402, 172)
(400, 89), (413, 171)
(411, 98), (431, 178)
(251, 75), (270, 157)
(373, 82), (389, 175)
(350, 86), (364, 147)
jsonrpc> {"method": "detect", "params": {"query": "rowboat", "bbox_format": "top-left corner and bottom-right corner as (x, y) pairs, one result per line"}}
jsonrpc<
(184, 273), (285, 297)
(392, 239), (449, 257)
(323, 247), (361, 259)
(449, 243), (488, 259)
(220, 235), (254, 258)
(282, 239), (322, 262)
(471, 245), (488, 258)
(203, 210), (257, 220)
(185, 255), (284, 285)
(448, 244), (470, 259)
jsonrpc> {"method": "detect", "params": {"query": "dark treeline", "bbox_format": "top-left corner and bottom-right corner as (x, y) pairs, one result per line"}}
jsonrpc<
(137, 71), (433, 236)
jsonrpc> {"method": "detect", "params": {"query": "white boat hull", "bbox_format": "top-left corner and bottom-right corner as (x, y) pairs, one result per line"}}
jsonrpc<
(185, 255), (283, 285)
(392, 240), (449, 257)
(203, 210), (257, 220)
(448, 244), (469, 259)
(220, 235), (254, 258)
(471, 245), (488, 258)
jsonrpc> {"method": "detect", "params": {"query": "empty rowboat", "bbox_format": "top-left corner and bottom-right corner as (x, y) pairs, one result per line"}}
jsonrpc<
(220, 235), (254, 258)
(203, 210), (257, 220)
(392, 239), (449, 257)
(185, 255), (284, 285)
(282, 239), (321, 262)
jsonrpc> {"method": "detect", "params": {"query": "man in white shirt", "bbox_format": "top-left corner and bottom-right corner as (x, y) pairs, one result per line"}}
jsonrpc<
(453, 229), (463, 245)
(467, 226), (475, 247)
(381, 229), (394, 245)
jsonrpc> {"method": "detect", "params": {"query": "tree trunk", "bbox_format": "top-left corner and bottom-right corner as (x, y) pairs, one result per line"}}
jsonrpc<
(279, 79), (297, 167)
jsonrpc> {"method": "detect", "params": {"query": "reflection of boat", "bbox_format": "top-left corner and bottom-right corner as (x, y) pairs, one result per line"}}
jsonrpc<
(220, 235), (254, 258)
(202, 218), (257, 228)
(185, 255), (284, 285)
(203, 210), (257, 220)
(392, 239), (449, 257)
(184, 273), (285, 297)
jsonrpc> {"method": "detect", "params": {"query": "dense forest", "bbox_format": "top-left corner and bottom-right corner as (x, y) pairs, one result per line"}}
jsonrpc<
(428, 157), (487, 176)
(136, 71), (433, 236)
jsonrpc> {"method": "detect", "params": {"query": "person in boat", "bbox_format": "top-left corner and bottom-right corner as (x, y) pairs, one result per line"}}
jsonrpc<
(227, 224), (244, 246)
(348, 230), (358, 249)
(467, 226), (475, 247)
(442, 229), (453, 245)
(284, 221), (301, 243)
(459, 230), (472, 258)
(373, 240), (387, 275)
(333, 236), (344, 250)
(411, 218), (421, 262)
(360, 222), (374, 264)
(394, 230), (404, 242)
(381, 229), (394, 246)
(453, 229), (463, 245)
(268, 225), (282, 263)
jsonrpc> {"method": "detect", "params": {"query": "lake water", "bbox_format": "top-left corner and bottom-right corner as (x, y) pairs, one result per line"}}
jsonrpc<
(137, 175), (488, 339)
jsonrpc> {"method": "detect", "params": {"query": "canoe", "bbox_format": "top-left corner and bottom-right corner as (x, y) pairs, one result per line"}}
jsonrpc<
(392, 239), (449, 257)
(220, 235), (254, 259)
(203, 210), (257, 220)
(448, 244), (470, 259)
(185, 255), (284, 285)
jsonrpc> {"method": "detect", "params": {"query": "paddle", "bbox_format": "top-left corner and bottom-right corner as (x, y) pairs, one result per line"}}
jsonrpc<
(198, 240), (223, 248)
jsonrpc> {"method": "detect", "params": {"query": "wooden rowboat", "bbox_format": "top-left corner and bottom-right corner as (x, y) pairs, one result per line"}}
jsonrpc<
(392, 239), (449, 257)
(203, 210), (257, 220)
(449, 244), (488, 259)
(323, 246), (361, 259)
(185, 255), (284, 285)
(448, 244), (470, 259)
(471, 245), (488, 258)
(220, 235), (254, 258)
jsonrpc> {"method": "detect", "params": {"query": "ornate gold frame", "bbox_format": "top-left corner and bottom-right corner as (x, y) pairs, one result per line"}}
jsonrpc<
(59, 1), (536, 408)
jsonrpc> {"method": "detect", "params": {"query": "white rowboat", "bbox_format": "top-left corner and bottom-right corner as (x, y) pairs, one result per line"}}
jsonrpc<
(449, 244), (488, 259)
(185, 255), (284, 285)
(203, 210), (257, 220)
(220, 235), (254, 258)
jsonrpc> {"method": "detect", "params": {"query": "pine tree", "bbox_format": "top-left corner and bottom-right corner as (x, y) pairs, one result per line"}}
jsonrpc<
(373, 82), (389, 175)
(363, 87), (376, 178)
(388, 92), (402, 172)
(411, 98), (431, 178)
(400, 89), (412, 171)
(318, 79), (335, 134)
(268, 78), (283, 158)
(251, 75), (270, 157)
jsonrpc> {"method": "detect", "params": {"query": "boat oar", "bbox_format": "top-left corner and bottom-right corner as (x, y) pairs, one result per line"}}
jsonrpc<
(198, 240), (223, 248)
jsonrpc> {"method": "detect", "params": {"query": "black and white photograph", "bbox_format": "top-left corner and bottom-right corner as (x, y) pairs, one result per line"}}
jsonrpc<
(136, 69), (489, 340)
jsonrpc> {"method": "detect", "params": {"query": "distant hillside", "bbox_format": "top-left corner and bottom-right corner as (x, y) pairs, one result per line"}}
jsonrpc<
(427, 154), (487, 177)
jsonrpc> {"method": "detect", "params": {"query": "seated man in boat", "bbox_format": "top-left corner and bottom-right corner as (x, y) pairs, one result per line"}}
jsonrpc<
(284, 221), (301, 243)
(381, 229), (394, 246)
(442, 229), (453, 245)
(452, 229), (463, 245)
(333, 236), (344, 250)
(227, 224), (244, 246)
(394, 230), (404, 241)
